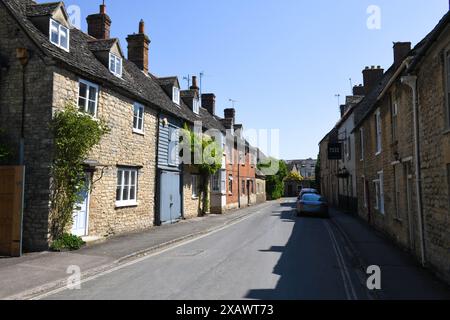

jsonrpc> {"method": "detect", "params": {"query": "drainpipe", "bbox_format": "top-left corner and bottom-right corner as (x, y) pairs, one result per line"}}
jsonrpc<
(401, 74), (426, 267)
(16, 48), (29, 165)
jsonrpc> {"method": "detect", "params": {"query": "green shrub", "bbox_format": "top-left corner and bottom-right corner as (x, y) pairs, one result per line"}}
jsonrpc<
(50, 233), (86, 252)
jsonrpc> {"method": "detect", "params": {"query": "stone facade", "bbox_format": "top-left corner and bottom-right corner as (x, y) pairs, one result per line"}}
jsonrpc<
(182, 168), (201, 219)
(0, 2), (54, 250)
(354, 79), (421, 256)
(415, 26), (450, 282)
(256, 177), (266, 204)
(52, 69), (158, 238)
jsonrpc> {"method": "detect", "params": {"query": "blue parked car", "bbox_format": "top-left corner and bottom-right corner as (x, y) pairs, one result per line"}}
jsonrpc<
(297, 193), (330, 218)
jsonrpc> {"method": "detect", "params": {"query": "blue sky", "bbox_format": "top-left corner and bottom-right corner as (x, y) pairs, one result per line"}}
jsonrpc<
(62, 0), (448, 159)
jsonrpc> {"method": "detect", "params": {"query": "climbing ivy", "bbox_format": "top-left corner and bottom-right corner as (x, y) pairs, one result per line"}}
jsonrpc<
(49, 104), (110, 240)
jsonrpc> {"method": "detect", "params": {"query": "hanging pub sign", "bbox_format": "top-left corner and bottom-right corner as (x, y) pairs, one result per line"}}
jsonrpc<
(328, 142), (342, 160)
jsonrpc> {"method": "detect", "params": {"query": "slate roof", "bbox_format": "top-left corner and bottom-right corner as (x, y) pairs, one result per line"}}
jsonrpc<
(407, 11), (450, 73)
(87, 38), (119, 52)
(352, 66), (396, 131)
(26, 1), (61, 17)
(2, 0), (225, 132)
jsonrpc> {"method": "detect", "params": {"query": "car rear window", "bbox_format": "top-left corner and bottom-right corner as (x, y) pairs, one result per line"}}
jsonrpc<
(302, 194), (321, 201)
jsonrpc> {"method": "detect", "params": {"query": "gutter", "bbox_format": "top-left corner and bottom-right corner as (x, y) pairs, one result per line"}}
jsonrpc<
(378, 57), (413, 101)
(401, 74), (426, 267)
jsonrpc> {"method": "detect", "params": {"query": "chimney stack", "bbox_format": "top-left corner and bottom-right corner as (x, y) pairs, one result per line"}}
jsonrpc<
(190, 76), (199, 92)
(221, 108), (236, 129)
(202, 93), (216, 115)
(340, 105), (348, 117)
(362, 66), (384, 95)
(86, 4), (111, 39)
(127, 19), (151, 73)
(352, 84), (365, 96)
(393, 42), (411, 68)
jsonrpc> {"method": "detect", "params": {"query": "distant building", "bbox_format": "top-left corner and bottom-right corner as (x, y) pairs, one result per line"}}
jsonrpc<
(284, 159), (317, 197)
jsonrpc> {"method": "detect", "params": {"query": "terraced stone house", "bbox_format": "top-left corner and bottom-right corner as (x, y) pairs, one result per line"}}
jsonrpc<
(0, 0), (264, 252)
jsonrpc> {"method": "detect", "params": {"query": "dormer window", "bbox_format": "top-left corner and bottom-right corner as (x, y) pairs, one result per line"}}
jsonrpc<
(193, 97), (200, 115)
(49, 19), (69, 52)
(109, 53), (122, 77)
(172, 87), (180, 105)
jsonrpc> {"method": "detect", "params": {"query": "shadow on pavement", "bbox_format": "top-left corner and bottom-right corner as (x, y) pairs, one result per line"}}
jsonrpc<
(246, 200), (346, 300)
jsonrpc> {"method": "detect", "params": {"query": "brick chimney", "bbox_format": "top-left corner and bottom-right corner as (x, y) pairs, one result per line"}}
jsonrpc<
(127, 20), (151, 73)
(340, 105), (348, 117)
(202, 93), (216, 115)
(190, 76), (199, 92)
(362, 66), (384, 95)
(221, 108), (236, 129)
(86, 4), (111, 39)
(393, 42), (411, 68)
(353, 84), (365, 96)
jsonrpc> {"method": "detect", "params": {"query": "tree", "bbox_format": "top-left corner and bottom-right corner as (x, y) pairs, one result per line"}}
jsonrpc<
(261, 159), (288, 200)
(284, 171), (303, 182)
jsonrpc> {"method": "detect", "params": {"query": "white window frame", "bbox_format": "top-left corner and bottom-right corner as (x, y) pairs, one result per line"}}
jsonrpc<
(49, 18), (69, 52)
(168, 126), (179, 166)
(375, 109), (382, 155)
(446, 54), (450, 129)
(192, 175), (199, 199)
(133, 103), (144, 134)
(116, 168), (138, 207)
(362, 177), (368, 208)
(109, 53), (123, 78)
(211, 171), (220, 192)
(392, 99), (398, 142)
(228, 175), (233, 194)
(346, 136), (351, 160)
(360, 128), (365, 161)
(373, 171), (385, 214)
(172, 87), (180, 105)
(193, 97), (200, 115)
(78, 79), (99, 117)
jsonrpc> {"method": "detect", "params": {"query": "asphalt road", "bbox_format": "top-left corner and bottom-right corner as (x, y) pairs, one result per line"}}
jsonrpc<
(43, 199), (448, 300)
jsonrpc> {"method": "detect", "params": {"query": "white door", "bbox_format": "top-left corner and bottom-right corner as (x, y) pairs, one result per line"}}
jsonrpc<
(72, 176), (90, 237)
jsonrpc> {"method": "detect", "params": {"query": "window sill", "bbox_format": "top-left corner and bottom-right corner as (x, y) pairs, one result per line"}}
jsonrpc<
(394, 217), (403, 223)
(133, 129), (145, 136)
(115, 201), (138, 208)
(375, 151), (382, 157)
(443, 128), (450, 136)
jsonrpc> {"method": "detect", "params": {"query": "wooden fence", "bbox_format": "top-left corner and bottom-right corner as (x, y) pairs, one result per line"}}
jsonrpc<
(0, 166), (24, 257)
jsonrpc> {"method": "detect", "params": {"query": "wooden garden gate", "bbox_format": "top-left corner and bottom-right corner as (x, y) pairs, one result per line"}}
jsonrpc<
(0, 166), (24, 257)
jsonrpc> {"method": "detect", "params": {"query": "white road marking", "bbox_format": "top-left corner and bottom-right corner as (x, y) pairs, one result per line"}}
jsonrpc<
(324, 220), (358, 300)
(32, 206), (269, 300)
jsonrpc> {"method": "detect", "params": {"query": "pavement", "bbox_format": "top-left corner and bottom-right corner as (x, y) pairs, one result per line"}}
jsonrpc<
(1, 198), (449, 300)
(0, 201), (275, 300)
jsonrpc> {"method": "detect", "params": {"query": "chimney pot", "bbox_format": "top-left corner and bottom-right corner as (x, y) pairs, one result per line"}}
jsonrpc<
(190, 76), (199, 91)
(139, 19), (145, 34)
(100, 4), (106, 14)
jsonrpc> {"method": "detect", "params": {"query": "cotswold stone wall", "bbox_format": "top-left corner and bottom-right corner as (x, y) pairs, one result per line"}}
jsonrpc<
(182, 169), (200, 219)
(0, 4), (54, 251)
(52, 69), (158, 238)
(355, 82), (421, 258)
(416, 29), (450, 283)
(256, 178), (266, 204)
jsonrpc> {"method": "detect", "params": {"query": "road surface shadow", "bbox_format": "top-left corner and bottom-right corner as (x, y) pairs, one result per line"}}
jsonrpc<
(246, 200), (346, 300)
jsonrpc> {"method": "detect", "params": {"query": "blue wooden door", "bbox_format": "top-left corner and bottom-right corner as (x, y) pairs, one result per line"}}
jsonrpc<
(160, 171), (181, 224)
